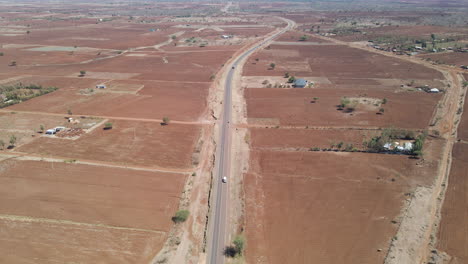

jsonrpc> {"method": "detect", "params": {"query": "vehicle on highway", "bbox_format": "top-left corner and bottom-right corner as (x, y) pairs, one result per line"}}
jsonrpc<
(222, 176), (227, 183)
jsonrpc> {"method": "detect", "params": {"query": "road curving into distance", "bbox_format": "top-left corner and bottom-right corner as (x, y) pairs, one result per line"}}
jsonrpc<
(207, 17), (294, 264)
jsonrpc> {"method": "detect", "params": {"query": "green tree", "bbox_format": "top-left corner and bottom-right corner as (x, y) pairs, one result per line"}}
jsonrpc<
(379, 108), (385, 114)
(0, 139), (5, 150)
(9, 135), (16, 147)
(67, 109), (73, 115)
(233, 235), (245, 255)
(299, 35), (308, 41)
(9, 61), (16, 66)
(79, 70), (86, 77)
(269, 63), (276, 70)
(39, 124), (44, 133)
(172, 210), (189, 223)
(162, 117), (170, 125)
(287, 76), (296, 83)
(284, 72), (290, 78)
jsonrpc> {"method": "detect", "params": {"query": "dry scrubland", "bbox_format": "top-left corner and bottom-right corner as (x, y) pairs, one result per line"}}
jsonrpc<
(0, 1), (279, 262)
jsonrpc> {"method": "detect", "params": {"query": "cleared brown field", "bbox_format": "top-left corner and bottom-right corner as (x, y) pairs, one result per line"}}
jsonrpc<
(0, 112), (68, 130)
(82, 50), (234, 82)
(457, 80), (468, 141)
(250, 127), (378, 150)
(418, 52), (468, 67)
(245, 149), (437, 264)
(245, 88), (440, 129)
(244, 44), (444, 80)
(436, 143), (468, 263)
(17, 121), (201, 169)
(8, 80), (210, 121)
(0, 159), (185, 263)
(0, 219), (165, 264)
(333, 25), (468, 42)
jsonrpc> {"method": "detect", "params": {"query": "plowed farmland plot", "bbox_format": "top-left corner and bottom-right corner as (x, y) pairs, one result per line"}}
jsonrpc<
(246, 88), (440, 128)
(17, 121), (201, 169)
(436, 143), (468, 263)
(418, 52), (468, 67)
(0, 159), (185, 263)
(245, 146), (441, 264)
(8, 80), (210, 121)
(250, 127), (378, 150)
(245, 44), (444, 80)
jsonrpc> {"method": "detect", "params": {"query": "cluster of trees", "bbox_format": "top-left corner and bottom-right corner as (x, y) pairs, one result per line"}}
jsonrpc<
(0, 135), (17, 150)
(364, 128), (425, 157)
(0, 83), (58, 108)
(338, 97), (357, 112)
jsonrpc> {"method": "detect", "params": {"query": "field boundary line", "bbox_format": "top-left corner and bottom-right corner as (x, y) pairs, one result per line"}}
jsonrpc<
(7, 152), (192, 174)
(0, 214), (166, 234)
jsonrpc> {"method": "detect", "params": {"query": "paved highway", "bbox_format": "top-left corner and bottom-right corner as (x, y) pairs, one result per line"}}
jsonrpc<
(207, 18), (293, 264)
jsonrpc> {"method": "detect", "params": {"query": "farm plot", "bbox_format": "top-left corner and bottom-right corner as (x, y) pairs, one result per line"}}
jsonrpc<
(17, 121), (201, 169)
(457, 80), (468, 141)
(245, 148), (440, 264)
(244, 44), (444, 81)
(245, 87), (440, 129)
(7, 80), (210, 121)
(250, 127), (378, 150)
(436, 143), (468, 263)
(0, 159), (186, 263)
(81, 49), (235, 82)
(418, 52), (468, 67)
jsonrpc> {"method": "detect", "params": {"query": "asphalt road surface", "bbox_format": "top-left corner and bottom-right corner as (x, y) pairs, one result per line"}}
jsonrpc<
(207, 18), (293, 264)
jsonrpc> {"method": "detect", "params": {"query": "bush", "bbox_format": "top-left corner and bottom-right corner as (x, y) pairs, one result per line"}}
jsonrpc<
(79, 70), (86, 76)
(172, 210), (189, 223)
(224, 235), (245, 258)
(162, 117), (170, 125)
(104, 122), (113, 130)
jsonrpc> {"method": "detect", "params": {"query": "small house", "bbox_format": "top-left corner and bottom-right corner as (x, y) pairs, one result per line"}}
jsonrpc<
(96, 84), (106, 89)
(293, 79), (308, 88)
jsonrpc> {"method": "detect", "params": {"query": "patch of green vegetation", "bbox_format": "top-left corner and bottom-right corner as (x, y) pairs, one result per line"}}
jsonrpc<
(172, 210), (189, 223)
(224, 234), (245, 258)
(0, 84), (58, 108)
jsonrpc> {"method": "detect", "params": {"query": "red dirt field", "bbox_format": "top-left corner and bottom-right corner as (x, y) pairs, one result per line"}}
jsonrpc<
(436, 143), (468, 263)
(418, 52), (468, 67)
(0, 219), (165, 264)
(245, 148), (439, 264)
(77, 50), (233, 82)
(0, 159), (185, 230)
(244, 44), (444, 80)
(245, 88), (440, 129)
(250, 127), (378, 150)
(0, 23), (182, 50)
(0, 159), (185, 263)
(7, 80), (211, 121)
(457, 80), (468, 141)
(17, 121), (201, 169)
(333, 25), (468, 42)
